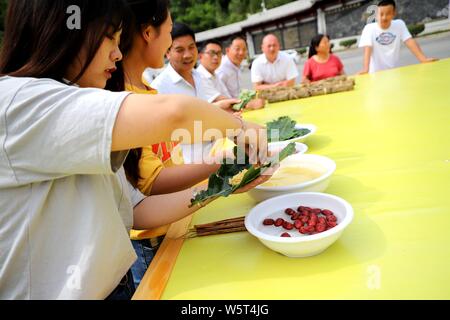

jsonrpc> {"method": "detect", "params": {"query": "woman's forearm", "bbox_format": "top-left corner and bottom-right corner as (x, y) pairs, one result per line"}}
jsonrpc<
(254, 82), (277, 90)
(112, 94), (242, 151)
(133, 186), (211, 230)
(150, 164), (220, 195)
(133, 171), (273, 230)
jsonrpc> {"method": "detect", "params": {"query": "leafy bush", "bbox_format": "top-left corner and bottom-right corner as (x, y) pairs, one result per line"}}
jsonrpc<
(297, 47), (308, 56)
(339, 39), (357, 49)
(408, 23), (425, 37)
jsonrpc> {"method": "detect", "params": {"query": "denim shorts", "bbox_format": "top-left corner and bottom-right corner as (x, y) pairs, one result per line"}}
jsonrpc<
(130, 237), (164, 288)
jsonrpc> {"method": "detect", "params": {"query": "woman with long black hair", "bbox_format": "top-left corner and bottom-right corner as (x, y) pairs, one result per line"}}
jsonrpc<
(0, 0), (269, 299)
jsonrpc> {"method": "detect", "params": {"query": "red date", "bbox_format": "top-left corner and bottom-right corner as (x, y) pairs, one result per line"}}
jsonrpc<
(275, 218), (284, 227)
(263, 206), (339, 236)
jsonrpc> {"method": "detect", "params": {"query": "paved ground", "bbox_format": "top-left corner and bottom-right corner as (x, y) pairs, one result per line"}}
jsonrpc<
(241, 31), (450, 88)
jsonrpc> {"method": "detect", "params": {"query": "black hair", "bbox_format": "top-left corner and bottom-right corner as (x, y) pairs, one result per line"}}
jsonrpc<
(105, 0), (171, 190)
(171, 22), (196, 43)
(0, 0), (130, 83)
(106, 0), (170, 188)
(308, 34), (330, 59)
(227, 35), (247, 48)
(378, 0), (396, 9)
(200, 40), (223, 53)
(120, 0), (170, 59)
(107, 0), (170, 92)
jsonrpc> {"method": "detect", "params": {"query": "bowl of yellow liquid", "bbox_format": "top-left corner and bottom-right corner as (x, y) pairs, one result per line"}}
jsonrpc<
(248, 154), (336, 202)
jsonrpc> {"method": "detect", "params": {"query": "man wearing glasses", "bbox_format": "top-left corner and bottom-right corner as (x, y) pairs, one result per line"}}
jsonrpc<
(197, 40), (231, 99)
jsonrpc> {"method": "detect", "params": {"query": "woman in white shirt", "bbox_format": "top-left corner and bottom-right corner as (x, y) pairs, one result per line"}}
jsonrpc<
(0, 0), (269, 300)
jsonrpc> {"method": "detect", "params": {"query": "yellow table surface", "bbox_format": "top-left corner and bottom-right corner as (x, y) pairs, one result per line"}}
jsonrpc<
(161, 59), (450, 300)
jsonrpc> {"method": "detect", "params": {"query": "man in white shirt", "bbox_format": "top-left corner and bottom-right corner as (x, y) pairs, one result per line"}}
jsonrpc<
(197, 40), (230, 98)
(358, 0), (437, 74)
(216, 36), (247, 99)
(251, 34), (299, 90)
(152, 23), (224, 103)
(216, 36), (265, 109)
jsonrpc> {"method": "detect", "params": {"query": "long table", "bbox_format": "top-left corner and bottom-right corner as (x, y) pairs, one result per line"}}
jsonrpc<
(134, 58), (450, 300)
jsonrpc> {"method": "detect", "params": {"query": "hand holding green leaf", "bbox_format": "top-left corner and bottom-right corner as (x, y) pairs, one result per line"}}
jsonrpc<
(189, 143), (296, 208)
(232, 90), (257, 111)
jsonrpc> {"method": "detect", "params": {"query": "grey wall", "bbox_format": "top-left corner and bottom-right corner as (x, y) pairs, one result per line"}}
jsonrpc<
(247, 0), (449, 55)
(326, 0), (449, 40)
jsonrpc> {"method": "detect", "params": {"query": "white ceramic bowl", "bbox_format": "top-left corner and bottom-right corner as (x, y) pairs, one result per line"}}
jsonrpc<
(268, 142), (308, 156)
(245, 192), (354, 258)
(270, 124), (317, 144)
(248, 154), (336, 202)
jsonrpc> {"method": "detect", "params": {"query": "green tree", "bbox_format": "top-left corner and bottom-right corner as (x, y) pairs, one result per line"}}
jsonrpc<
(171, 0), (219, 32)
(266, 0), (295, 9)
(227, 0), (249, 24)
(170, 0), (297, 33)
(183, 1), (219, 31)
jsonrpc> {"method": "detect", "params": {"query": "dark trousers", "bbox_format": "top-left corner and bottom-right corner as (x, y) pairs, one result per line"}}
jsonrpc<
(106, 269), (136, 300)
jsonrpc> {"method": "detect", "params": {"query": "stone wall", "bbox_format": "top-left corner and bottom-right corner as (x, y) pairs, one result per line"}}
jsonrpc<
(326, 0), (449, 40)
(251, 19), (317, 53)
(246, 0), (449, 55)
(396, 0), (449, 24)
(326, 1), (372, 39)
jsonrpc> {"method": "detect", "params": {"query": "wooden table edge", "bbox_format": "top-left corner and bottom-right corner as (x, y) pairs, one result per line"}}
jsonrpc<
(132, 215), (193, 300)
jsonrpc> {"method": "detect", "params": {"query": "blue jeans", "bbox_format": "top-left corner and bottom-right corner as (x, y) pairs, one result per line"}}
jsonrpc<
(131, 239), (160, 288)
(106, 269), (135, 300)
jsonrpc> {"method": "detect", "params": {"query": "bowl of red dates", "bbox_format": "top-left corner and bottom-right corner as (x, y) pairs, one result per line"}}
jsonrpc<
(245, 192), (353, 257)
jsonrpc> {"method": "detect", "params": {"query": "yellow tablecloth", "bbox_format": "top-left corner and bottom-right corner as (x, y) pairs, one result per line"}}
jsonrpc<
(162, 59), (450, 299)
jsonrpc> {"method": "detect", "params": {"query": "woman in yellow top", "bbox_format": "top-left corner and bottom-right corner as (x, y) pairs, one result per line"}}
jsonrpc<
(106, 0), (242, 287)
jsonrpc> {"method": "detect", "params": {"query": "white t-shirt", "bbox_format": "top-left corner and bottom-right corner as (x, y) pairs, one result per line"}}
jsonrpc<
(216, 55), (242, 99)
(196, 64), (230, 98)
(359, 19), (412, 73)
(151, 63), (220, 103)
(251, 51), (299, 85)
(0, 76), (142, 300)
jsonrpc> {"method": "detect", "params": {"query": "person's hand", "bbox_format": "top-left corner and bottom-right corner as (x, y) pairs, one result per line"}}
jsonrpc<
(233, 175), (270, 194)
(236, 121), (268, 166)
(233, 111), (243, 118)
(420, 57), (438, 63)
(214, 98), (241, 112)
(302, 78), (311, 85)
(357, 70), (369, 75)
(233, 164), (279, 194)
(246, 98), (266, 110)
(274, 81), (285, 88)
